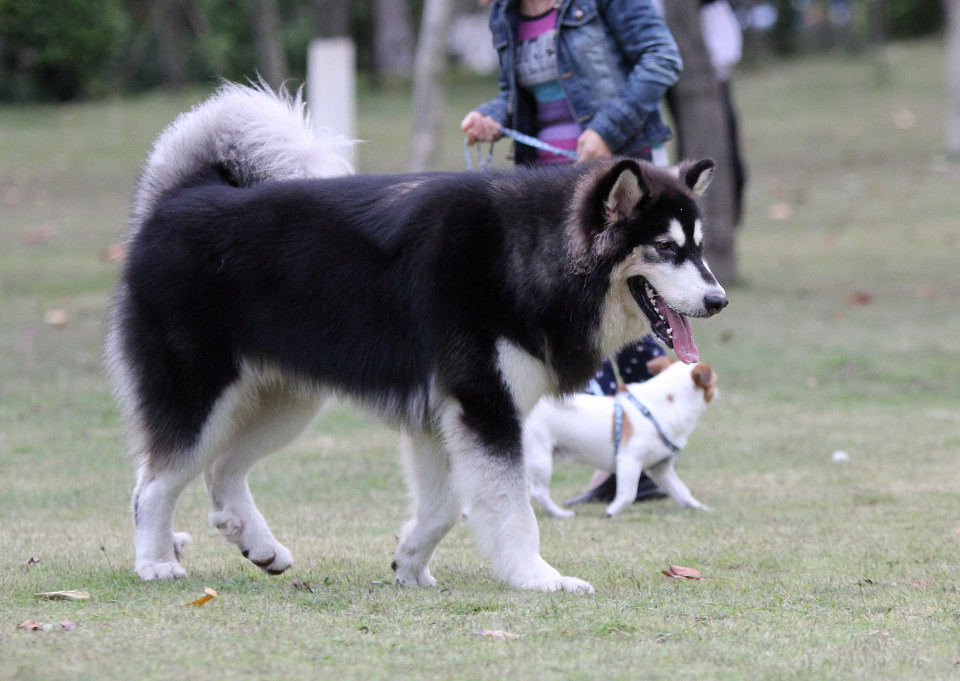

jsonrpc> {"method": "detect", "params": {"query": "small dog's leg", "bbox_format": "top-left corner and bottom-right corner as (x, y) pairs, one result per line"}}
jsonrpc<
(645, 460), (710, 511)
(393, 432), (460, 587)
(523, 434), (574, 518)
(605, 456), (643, 517)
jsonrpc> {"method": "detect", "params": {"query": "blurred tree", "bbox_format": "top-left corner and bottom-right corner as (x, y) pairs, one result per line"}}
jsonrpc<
(252, 0), (288, 88)
(408, 0), (453, 171)
(948, 0), (960, 157)
(373, 0), (414, 77)
(664, 0), (738, 285)
(0, 0), (125, 100)
(313, 0), (349, 37)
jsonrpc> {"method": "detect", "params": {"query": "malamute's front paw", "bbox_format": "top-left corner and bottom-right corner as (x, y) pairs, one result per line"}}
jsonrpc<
(503, 557), (595, 594)
(135, 560), (187, 581)
(391, 559), (436, 588)
(519, 575), (594, 594)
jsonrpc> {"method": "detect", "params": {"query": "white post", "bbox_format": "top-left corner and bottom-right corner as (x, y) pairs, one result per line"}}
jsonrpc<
(308, 38), (357, 164)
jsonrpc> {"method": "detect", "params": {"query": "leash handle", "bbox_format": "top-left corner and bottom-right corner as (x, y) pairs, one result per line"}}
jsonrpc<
(464, 138), (495, 171)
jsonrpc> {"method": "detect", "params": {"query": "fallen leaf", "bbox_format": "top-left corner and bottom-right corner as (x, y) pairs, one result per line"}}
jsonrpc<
(43, 309), (69, 328)
(767, 202), (793, 221)
(847, 291), (872, 305)
(18, 620), (42, 631)
(33, 590), (91, 602)
(291, 578), (313, 592)
(101, 243), (126, 263)
(18, 556), (41, 566)
(892, 108), (915, 130)
(59, 620), (77, 631)
(185, 586), (218, 607)
(662, 565), (703, 580)
(472, 629), (521, 640)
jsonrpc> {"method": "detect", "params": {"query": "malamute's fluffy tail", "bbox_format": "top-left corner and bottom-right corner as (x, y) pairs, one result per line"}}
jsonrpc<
(128, 81), (355, 240)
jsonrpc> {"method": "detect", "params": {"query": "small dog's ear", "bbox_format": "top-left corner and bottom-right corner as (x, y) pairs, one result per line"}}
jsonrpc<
(678, 159), (714, 197)
(646, 356), (675, 375)
(692, 363), (718, 402)
(601, 160), (646, 225)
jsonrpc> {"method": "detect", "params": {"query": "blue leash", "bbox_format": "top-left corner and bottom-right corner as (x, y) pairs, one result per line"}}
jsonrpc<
(464, 123), (579, 171)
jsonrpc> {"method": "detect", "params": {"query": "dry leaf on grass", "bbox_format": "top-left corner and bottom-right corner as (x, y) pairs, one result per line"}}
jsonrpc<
(43, 309), (69, 328)
(472, 629), (522, 640)
(101, 243), (126, 263)
(18, 556), (41, 566)
(33, 590), (91, 601)
(662, 565), (703, 580)
(185, 586), (218, 607)
(847, 291), (872, 305)
(18, 620), (77, 632)
(291, 578), (313, 592)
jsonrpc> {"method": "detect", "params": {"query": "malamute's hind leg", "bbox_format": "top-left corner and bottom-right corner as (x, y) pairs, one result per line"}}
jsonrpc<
(133, 460), (202, 580)
(393, 432), (461, 587)
(204, 386), (323, 575)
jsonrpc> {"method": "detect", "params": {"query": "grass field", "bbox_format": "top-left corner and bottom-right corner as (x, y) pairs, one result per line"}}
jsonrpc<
(1, 39), (958, 680)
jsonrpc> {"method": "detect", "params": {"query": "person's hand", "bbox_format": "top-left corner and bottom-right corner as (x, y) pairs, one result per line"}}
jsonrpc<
(576, 128), (613, 161)
(461, 112), (502, 145)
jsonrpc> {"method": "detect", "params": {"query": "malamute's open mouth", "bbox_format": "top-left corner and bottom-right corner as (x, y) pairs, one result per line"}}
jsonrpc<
(628, 276), (699, 364)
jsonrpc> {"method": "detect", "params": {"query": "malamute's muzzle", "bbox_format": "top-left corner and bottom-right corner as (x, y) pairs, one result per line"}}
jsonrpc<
(628, 275), (727, 364)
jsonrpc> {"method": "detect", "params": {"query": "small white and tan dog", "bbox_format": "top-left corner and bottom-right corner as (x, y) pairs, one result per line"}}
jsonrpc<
(523, 357), (718, 518)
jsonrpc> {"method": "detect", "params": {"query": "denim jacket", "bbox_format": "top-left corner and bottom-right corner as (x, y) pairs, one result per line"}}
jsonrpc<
(474, 0), (682, 164)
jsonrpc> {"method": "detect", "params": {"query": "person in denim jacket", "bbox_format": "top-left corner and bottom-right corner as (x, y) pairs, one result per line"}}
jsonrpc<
(463, 0), (685, 506)
(461, 0), (682, 164)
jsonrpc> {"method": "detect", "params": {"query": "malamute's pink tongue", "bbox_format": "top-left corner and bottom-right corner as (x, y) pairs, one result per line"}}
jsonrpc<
(660, 302), (699, 364)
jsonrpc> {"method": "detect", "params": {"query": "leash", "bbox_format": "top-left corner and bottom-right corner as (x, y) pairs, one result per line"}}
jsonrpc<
(496, 124), (579, 161)
(464, 123), (579, 171)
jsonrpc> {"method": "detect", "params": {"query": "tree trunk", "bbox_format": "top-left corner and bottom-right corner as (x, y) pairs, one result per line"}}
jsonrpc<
(663, 0), (738, 285)
(313, 0), (350, 38)
(252, 0), (288, 90)
(946, 0), (960, 157)
(374, 0), (415, 77)
(156, 0), (188, 92)
(408, 0), (454, 171)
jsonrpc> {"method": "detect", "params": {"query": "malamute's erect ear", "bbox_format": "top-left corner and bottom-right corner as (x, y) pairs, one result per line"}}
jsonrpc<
(677, 158), (715, 197)
(600, 159), (645, 225)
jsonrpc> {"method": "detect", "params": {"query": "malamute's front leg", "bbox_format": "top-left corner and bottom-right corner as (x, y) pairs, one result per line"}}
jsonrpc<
(451, 445), (594, 594)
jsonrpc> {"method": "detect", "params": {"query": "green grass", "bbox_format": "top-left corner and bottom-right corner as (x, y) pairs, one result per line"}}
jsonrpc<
(1, 39), (959, 680)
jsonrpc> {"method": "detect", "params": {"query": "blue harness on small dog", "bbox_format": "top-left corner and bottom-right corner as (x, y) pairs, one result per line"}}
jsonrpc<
(612, 388), (681, 469)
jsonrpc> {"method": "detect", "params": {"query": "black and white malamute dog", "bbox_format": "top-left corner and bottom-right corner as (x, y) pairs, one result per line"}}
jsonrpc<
(107, 83), (727, 593)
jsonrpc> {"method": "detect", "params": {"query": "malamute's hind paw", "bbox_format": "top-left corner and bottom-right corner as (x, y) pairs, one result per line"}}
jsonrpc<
(241, 543), (294, 575)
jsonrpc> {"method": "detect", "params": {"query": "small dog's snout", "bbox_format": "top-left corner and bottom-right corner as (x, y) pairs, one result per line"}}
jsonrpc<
(704, 294), (728, 316)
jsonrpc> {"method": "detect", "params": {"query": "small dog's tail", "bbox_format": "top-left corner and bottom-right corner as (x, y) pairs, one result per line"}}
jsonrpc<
(128, 80), (355, 239)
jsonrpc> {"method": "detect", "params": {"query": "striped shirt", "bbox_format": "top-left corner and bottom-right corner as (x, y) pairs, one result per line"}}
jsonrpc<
(514, 9), (579, 164)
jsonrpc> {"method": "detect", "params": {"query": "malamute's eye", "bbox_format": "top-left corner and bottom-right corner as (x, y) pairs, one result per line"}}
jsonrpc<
(656, 240), (675, 252)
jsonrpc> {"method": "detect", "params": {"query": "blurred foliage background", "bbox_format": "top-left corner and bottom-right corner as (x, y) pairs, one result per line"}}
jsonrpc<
(0, 0), (947, 102)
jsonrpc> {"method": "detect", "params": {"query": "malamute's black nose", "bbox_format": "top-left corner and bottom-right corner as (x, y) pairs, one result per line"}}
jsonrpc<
(704, 294), (728, 316)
